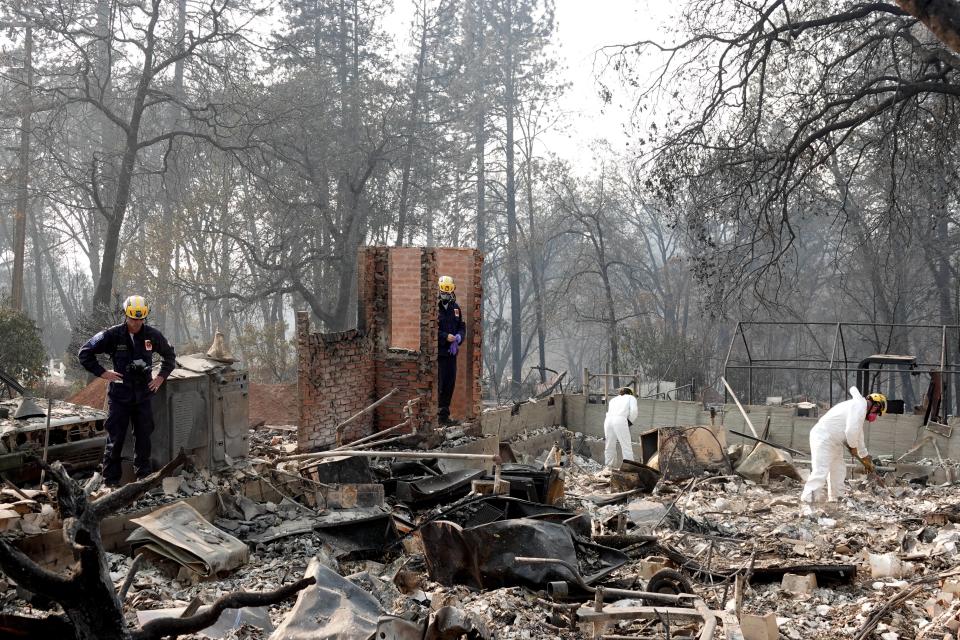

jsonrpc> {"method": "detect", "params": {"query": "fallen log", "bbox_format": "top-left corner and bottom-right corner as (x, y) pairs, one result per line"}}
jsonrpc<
(131, 577), (317, 640)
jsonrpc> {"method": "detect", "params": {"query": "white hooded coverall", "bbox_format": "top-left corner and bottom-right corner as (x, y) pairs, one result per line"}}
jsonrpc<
(604, 393), (639, 466)
(800, 387), (869, 503)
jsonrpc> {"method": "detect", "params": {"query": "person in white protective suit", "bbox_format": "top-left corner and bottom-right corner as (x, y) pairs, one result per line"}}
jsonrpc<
(800, 387), (887, 503)
(604, 387), (639, 467)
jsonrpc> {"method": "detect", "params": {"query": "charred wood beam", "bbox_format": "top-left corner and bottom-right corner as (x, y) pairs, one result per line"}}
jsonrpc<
(0, 536), (74, 597)
(0, 613), (74, 638)
(118, 553), (148, 602)
(0, 452), (191, 639)
(91, 451), (189, 518)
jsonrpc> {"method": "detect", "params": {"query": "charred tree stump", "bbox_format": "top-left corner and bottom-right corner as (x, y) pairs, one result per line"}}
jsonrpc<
(0, 452), (315, 639)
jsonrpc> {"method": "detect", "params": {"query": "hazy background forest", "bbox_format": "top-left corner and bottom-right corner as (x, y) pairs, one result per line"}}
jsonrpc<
(1, 0), (958, 408)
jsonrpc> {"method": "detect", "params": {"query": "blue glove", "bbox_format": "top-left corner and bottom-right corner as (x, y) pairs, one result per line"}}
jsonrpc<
(455, 334), (462, 345)
(449, 341), (458, 356)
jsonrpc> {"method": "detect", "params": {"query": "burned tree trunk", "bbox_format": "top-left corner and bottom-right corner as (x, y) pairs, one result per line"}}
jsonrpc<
(0, 452), (314, 639)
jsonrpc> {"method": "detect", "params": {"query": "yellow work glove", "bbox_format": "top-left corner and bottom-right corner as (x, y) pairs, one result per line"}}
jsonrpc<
(860, 455), (876, 474)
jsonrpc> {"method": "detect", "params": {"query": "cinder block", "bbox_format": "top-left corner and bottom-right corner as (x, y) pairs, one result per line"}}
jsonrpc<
(639, 557), (669, 580)
(741, 613), (778, 640)
(947, 616), (960, 633)
(781, 572), (817, 595)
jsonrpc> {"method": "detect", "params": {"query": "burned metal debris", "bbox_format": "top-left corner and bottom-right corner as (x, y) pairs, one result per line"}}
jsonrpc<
(6, 394), (960, 639)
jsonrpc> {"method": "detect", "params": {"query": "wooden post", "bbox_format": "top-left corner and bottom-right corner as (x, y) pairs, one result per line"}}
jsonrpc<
(582, 368), (590, 395)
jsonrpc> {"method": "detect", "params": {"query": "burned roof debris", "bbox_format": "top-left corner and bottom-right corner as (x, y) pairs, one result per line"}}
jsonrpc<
(0, 390), (959, 638)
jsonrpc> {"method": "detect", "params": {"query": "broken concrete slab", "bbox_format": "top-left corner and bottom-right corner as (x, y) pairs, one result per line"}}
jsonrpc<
(869, 552), (915, 578)
(0, 508), (19, 532)
(161, 476), (184, 495)
(626, 498), (670, 532)
(741, 612), (779, 640)
(781, 572), (817, 596)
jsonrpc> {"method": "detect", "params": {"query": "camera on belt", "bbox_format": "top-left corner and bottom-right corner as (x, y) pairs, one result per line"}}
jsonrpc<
(125, 359), (152, 384)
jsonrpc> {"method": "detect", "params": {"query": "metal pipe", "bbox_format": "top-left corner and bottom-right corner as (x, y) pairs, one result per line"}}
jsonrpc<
(280, 449), (496, 462)
(694, 597), (717, 639)
(721, 322), (739, 404)
(720, 377), (759, 438)
(546, 580), (689, 604)
(335, 418), (411, 450)
(334, 387), (399, 444)
(726, 364), (960, 374)
(39, 396), (52, 484)
(726, 429), (806, 457)
(738, 321), (960, 329)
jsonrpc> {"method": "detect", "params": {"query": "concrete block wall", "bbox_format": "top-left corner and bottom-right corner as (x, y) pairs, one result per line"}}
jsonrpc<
(562, 393), (960, 461)
(479, 396), (564, 439)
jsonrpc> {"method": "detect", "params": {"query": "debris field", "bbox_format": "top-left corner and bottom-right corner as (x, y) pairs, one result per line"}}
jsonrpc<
(3, 402), (960, 639)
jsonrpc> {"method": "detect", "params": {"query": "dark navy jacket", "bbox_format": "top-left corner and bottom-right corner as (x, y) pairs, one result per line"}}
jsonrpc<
(438, 301), (466, 359)
(78, 323), (176, 402)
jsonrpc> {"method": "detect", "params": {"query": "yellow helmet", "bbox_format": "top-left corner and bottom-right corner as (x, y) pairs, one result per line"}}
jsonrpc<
(438, 275), (456, 294)
(867, 392), (887, 415)
(123, 295), (149, 320)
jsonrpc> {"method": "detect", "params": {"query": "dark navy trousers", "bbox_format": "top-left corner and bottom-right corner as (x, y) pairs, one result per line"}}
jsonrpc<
(101, 395), (154, 483)
(438, 356), (457, 421)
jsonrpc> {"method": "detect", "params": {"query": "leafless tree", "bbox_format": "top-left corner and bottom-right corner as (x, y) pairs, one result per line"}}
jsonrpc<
(0, 453), (312, 640)
(608, 0), (960, 311)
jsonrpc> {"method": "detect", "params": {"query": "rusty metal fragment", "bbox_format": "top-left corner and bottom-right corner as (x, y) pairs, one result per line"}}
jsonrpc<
(420, 517), (626, 590)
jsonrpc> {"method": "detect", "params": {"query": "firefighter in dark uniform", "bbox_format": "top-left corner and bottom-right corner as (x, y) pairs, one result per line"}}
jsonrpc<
(437, 276), (466, 425)
(78, 295), (176, 486)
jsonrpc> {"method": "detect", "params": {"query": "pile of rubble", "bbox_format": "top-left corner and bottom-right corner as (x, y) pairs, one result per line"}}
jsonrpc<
(5, 417), (960, 639)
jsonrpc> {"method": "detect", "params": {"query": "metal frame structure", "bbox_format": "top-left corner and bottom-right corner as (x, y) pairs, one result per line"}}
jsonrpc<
(722, 322), (960, 415)
(581, 369), (696, 403)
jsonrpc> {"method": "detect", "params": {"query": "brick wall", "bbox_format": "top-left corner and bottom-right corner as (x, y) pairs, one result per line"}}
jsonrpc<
(377, 249), (438, 430)
(297, 246), (483, 451)
(388, 248), (423, 351)
(436, 248), (483, 421)
(296, 317), (375, 450)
